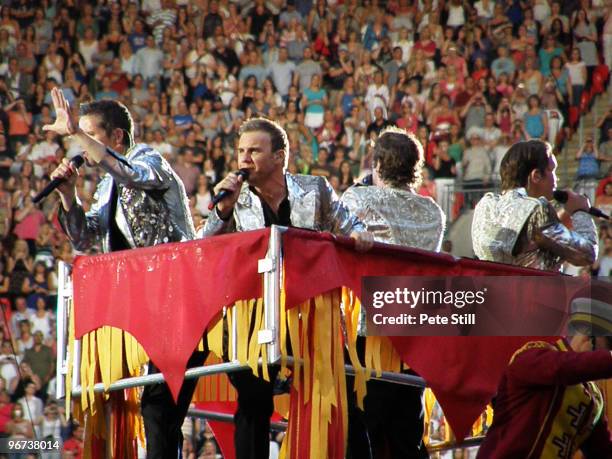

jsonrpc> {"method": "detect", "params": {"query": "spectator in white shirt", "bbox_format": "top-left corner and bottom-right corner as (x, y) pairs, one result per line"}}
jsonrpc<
(365, 71), (390, 119)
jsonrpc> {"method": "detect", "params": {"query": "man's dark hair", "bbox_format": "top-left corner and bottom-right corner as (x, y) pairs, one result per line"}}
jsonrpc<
(372, 127), (424, 189)
(238, 117), (289, 168)
(500, 140), (551, 191)
(80, 99), (133, 148)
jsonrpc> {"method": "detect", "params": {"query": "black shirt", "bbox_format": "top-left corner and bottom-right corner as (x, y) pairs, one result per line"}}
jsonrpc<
(109, 184), (130, 251)
(251, 186), (291, 227)
(366, 119), (394, 137)
(434, 157), (456, 179)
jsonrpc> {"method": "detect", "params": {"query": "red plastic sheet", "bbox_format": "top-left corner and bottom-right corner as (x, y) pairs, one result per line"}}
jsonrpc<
(72, 229), (270, 400)
(73, 227), (557, 443)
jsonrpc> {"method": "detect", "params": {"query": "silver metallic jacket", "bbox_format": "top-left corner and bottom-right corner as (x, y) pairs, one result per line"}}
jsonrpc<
(198, 173), (365, 236)
(472, 188), (598, 271)
(59, 143), (195, 253)
(341, 185), (446, 251)
(341, 185), (446, 335)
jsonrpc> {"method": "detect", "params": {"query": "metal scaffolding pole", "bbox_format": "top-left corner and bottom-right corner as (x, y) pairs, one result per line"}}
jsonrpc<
(186, 408), (288, 431)
(70, 361), (253, 397)
(69, 356), (427, 398)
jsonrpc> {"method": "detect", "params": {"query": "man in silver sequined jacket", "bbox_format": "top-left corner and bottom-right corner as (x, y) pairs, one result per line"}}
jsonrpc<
(472, 139), (597, 272)
(197, 117), (371, 459)
(471, 141), (606, 459)
(45, 88), (198, 459)
(341, 127), (444, 459)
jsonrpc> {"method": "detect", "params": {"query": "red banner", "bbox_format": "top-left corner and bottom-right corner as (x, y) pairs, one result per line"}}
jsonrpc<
(282, 228), (555, 440)
(73, 227), (558, 442)
(72, 229), (270, 400)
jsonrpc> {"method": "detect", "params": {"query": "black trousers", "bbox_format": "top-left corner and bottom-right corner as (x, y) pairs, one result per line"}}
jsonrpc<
(346, 337), (429, 459)
(229, 366), (280, 459)
(347, 376), (428, 459)
(141, 349), (208, 459)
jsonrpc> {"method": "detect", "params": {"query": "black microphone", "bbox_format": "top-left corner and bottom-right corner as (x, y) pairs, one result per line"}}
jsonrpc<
(33, 155), (85, 204)
(553, 189), (610, 220)
(208, 169), (250, 211)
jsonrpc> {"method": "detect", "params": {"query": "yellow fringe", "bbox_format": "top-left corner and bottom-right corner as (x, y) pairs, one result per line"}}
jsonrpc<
(341, 287), (367, 410)
(282, 290), (350, 459)
(68, 313), (150, 457)
(206, 313), (224, 360)
(193, 353), (238, 403)
(364, 336), (402, 378)
(247, 299), (264, 378)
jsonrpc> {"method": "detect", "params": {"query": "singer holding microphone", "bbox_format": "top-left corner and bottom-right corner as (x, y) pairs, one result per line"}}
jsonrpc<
(472, 139), (598, 272)
(471, 139), (612, 458)
(198, 117), (372, 459)
(43, 88), (203, 459)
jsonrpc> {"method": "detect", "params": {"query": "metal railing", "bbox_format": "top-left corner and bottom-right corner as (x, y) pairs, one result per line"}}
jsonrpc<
(438, 182), (499, 225)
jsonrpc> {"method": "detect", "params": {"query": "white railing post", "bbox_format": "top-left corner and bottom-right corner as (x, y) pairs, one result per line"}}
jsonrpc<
(56, 261), (79, 400)
(258, 225), (285, 365)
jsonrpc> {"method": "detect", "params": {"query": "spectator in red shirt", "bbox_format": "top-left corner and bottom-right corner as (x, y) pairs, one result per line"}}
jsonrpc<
(413, 26), (436, 60)
(0, 389), (14, 434)
(62, 423), (84, 459)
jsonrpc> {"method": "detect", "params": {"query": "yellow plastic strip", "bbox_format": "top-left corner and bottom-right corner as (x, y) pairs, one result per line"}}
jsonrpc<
(247, 298), (264, 377)
(124, 332), (134, 376)
(80, 332), (90, 411)
(342, 288), (367, 409)
(287, 306), (301, 391)
(110, 328), (123, 383)
(280, 286), (288, 373)
(309, 372), (321, 459)
(301, 300), (311, 404)
(97, 327), (110, 392)
(207, 314), (224, 360)
(236, 300), (249, 364)
(226, 307), (233, 362)
(87, 332), (97, 416)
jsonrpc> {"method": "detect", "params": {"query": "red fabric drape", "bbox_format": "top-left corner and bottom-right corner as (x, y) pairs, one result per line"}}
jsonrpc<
(282, 228), (556, 440)
(72, 229), (270, 400)
(73, 227), (561, 442)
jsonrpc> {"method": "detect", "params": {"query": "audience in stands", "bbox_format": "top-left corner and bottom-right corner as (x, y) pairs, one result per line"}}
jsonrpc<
(0, 1), (608, 457)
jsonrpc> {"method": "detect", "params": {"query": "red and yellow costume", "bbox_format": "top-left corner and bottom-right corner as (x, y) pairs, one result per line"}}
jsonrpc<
(477, 339), (612, 458)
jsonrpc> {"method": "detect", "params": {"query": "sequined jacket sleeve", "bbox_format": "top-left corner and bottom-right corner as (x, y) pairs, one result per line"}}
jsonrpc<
(198, 207), (236, 237)
(97, 146), (173, 191)
(58, 196), (102, 252)
(530, 200), (598, 267)
(317, 177), (366, 236)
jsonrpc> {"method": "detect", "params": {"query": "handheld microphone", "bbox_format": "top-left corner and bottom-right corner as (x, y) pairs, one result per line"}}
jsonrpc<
(208, 169), (250, 211)
(360, 174), (373, 186)
(33, 155), (85, 204)
(553, 189), (610, 220)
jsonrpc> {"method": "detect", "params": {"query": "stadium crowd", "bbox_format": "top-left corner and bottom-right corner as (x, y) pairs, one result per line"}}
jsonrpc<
(0, 0), (610, 457)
